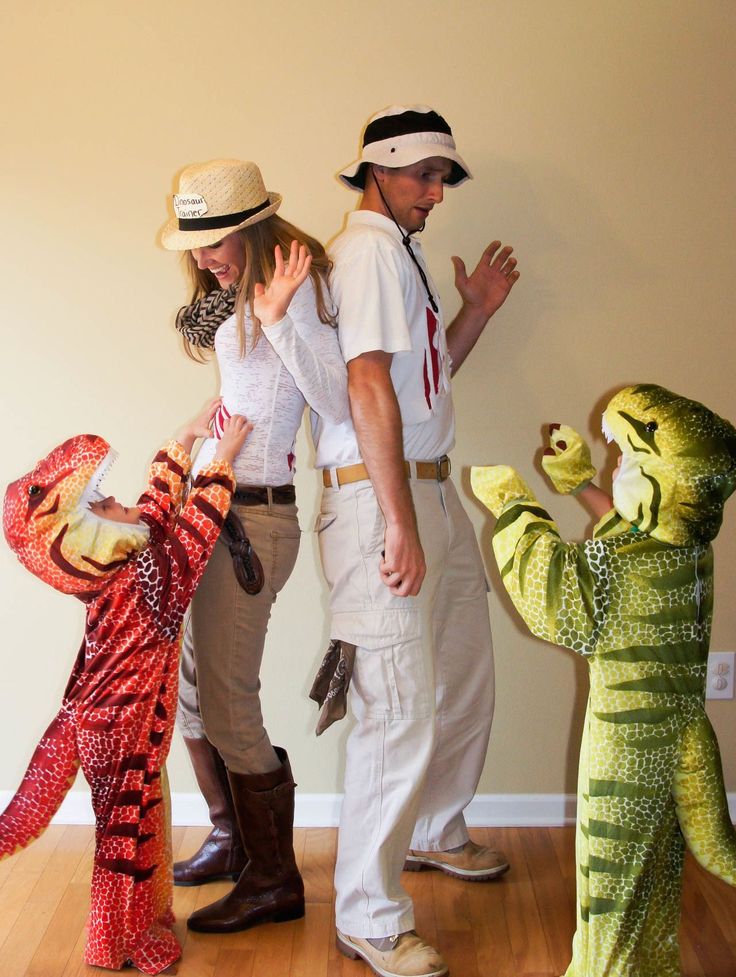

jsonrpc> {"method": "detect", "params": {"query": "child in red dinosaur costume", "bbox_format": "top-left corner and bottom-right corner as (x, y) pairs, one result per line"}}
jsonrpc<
(1, 403), (250, 974)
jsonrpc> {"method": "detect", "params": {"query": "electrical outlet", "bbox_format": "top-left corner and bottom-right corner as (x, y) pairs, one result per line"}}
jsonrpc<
(706, 651), (735, 700)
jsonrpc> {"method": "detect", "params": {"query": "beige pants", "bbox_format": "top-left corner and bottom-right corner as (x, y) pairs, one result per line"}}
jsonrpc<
(318, 477), (495, 937)
(176, 499), (300, 774)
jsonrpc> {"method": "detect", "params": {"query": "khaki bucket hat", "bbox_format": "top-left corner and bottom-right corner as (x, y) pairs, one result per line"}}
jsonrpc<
(338, 105), (472, 191)
(160, 158), (282, 250)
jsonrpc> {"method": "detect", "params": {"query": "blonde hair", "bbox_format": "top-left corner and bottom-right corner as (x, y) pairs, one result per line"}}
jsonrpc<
(182, 214), (334, 361)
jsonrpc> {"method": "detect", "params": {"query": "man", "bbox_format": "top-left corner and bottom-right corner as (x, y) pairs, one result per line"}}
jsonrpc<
(314, 105), (520, 977)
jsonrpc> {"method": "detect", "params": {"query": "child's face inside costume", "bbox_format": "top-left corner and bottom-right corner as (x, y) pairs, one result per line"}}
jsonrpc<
(89, 496), (141, 525)
(191, 231), (244, 288)
(603, 383), (736, 545)
(4, 434), (149, 597)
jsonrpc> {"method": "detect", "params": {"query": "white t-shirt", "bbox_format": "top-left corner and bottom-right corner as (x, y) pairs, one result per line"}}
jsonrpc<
(314, 210), (455, 468)
(193, 277), (349, 485)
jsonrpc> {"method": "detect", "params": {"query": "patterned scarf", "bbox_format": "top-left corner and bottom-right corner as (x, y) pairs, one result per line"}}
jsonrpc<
(175, 284), (238, 349)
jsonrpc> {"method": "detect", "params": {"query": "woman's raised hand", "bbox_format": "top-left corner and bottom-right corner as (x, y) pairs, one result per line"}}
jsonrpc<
(253, 241), (312, 326)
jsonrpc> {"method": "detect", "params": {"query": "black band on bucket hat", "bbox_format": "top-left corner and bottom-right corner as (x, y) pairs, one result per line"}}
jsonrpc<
(339, 104), (471, 191)
(362, 109), (453, 147)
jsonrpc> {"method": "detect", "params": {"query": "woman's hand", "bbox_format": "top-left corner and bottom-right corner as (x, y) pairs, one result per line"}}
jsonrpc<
(253, 241), (312, 326)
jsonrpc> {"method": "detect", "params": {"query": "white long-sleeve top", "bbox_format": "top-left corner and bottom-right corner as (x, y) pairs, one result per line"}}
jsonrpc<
(193, 277), (349, 485)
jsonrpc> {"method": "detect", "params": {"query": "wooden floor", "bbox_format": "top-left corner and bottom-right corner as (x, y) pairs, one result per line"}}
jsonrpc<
(1, 825), (735, 976)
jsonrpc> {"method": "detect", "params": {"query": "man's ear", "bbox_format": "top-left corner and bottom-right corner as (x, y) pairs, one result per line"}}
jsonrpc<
(371, 164), (387, 183)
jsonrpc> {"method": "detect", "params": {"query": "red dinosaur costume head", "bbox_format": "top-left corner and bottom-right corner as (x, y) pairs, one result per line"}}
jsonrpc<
(3, 434), (149, 598)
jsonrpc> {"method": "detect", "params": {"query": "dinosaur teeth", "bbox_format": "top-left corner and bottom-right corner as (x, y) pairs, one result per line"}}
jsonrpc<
(80, 449), (118, 510)
(601, 415), (615, 444)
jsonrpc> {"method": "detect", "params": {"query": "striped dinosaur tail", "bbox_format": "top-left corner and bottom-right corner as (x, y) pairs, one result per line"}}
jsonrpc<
(0, 708), (80, 859)
(674, 712), (736, 885)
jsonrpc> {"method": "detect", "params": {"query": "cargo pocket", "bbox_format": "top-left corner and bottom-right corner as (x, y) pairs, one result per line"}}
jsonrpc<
(352, 635), (431, 720)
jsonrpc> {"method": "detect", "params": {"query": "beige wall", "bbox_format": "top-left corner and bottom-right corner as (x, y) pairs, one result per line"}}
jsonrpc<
(1, 2), (734, 803)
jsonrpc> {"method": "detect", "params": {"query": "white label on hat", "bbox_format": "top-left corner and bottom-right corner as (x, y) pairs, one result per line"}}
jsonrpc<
(173, 193), (209, 219)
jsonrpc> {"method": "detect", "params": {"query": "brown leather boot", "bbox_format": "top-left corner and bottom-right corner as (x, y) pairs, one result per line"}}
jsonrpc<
(187, 747), (305, 933)
(173, 736), (246, 886)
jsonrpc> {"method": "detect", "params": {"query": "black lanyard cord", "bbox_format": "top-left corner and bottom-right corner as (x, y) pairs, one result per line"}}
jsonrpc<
(373, 179), (439, 314)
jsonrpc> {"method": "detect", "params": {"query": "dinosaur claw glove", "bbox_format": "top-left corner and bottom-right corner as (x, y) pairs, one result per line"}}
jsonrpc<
(541, 424), (596, 495)
(471, 465), (535, 517)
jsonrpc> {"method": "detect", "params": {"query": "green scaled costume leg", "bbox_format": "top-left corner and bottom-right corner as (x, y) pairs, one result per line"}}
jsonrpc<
(674, 712), (736, 884)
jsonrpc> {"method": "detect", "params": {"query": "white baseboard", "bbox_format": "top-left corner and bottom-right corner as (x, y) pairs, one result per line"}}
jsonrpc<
(172, 792), (580, 827)
(3, 790), (734, 828)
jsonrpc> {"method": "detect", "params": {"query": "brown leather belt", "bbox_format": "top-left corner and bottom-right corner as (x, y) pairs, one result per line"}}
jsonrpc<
(322, 456), (451, 488)
(233, 484), (296, 505)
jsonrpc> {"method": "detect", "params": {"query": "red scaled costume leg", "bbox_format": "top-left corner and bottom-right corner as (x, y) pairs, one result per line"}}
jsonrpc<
(80, 672), (181, 973)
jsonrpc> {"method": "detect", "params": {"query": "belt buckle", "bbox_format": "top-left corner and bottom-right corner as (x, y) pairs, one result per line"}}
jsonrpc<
(436, 456), (450, 481)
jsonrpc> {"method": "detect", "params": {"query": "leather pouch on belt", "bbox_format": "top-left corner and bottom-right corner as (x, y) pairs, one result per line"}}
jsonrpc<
(219, 509), (265, 595)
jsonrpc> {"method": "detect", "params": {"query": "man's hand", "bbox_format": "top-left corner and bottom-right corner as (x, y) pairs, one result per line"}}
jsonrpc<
(214, 414), (253, 464)
(446, 240), (520, 373)
(254, 241), (312, 327)
(451, 240), (519, 319)
(175, 397), (222, 454)
(380, 520), (426, 597)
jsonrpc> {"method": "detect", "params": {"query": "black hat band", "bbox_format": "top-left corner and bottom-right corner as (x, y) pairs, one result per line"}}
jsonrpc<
(178, 198), (270, 232)
(363, 110), (453, 148)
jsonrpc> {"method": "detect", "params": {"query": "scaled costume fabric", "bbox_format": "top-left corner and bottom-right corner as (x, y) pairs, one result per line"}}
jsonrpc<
(472, 384), (736, 977)
(1, 435), (234, 973)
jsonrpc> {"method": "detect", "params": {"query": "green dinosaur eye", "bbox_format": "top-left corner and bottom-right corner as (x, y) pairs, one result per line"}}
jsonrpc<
(645, 421), (658, 433)
(28, 485), (41, 496)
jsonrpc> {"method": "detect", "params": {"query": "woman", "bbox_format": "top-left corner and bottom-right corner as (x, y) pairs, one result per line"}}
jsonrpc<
(159, 158), (349, 933)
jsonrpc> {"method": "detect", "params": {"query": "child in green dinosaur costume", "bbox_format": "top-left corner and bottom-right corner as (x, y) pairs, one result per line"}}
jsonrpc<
(471, 383), (736, 977)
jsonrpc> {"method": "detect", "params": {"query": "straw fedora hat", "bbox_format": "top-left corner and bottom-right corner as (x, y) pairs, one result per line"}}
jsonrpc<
(160, 159), (282, 250)
(338, 105), (472, 191)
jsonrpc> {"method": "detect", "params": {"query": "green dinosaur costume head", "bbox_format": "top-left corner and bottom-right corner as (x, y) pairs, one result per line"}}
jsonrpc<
(602, 383), (736, 546)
